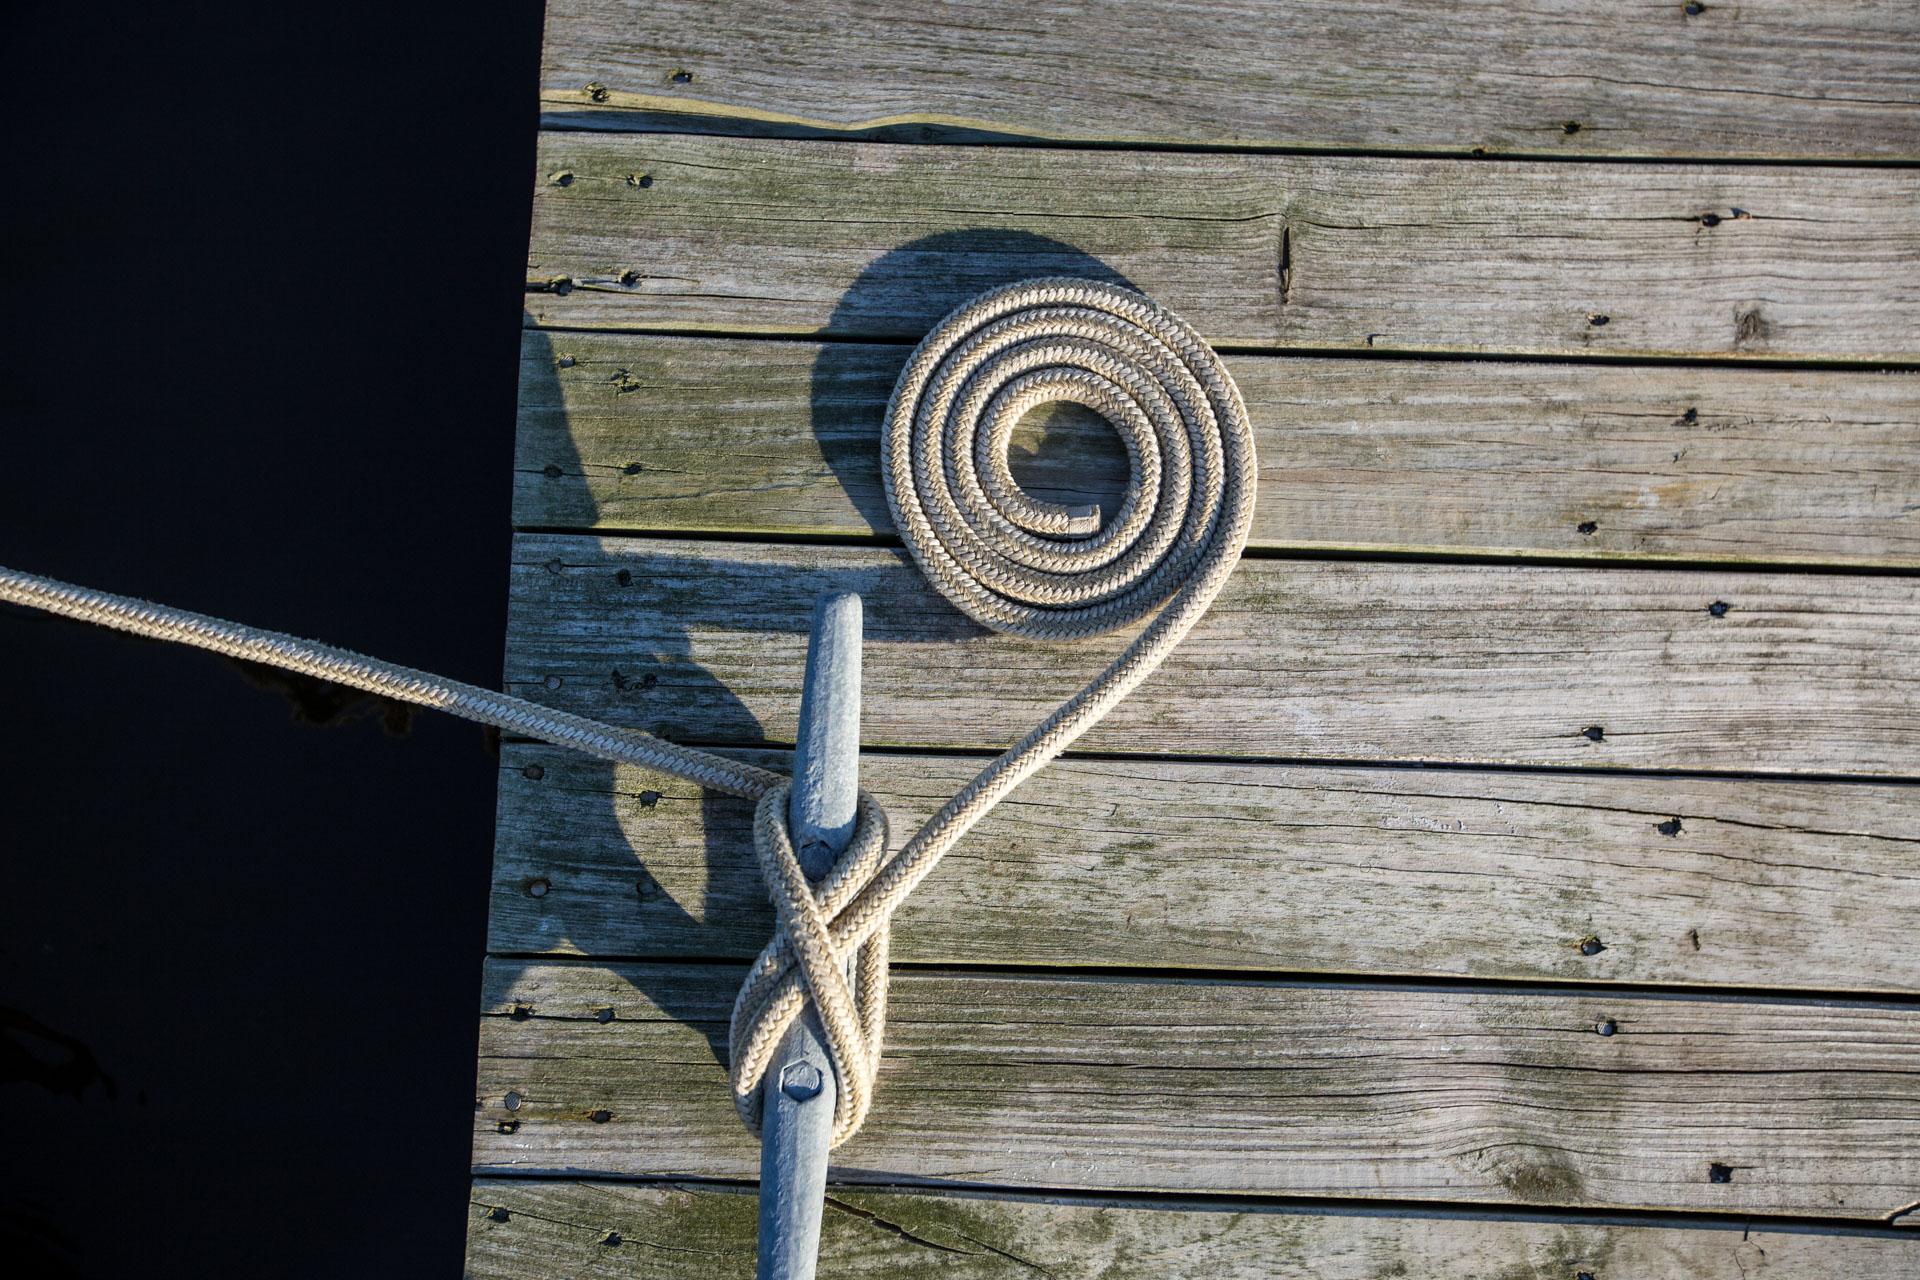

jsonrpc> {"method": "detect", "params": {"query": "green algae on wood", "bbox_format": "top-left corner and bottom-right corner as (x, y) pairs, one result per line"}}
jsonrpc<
(470, 961), (1920, 1217)
(515, 331), (1920, 567)
(466, 1178), (1920, 1279)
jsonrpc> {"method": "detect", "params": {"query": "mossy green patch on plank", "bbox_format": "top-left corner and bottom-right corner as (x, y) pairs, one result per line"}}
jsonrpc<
(515, 331), (1920, 567)
(471, 962), (1920, 1217)
(467, 1178), (1920, 1279)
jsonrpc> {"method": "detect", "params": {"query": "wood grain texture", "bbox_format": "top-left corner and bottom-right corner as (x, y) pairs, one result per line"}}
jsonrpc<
(490, 743), (1920, 993)
(522, 133), (1920, 360)
(471, 961), (1920, 1217)
(497, 9), (1920, 1249)
(537, 0), (1920, 162)
(501, 535), (1920, 775)
(466, 1178), (1920, 1280)
(514, 331), (1920, 566)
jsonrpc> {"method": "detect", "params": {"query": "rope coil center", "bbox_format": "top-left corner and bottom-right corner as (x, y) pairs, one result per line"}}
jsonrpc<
(728, 278), (1258, 1145)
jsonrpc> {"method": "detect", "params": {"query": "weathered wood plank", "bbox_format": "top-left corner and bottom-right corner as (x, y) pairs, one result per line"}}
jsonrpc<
(538, 0), (1920, 162)
(523, 133), (1920, 360)
(490, 743), (1920, 993)
(466, 1178), (1920, 1279)
(502, 536), (1920, 775)
(515, 331), (1920, 566)
(472, 961), (1920, 1217)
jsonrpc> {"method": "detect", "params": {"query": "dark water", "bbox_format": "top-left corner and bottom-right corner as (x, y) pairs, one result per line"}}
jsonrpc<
(0, 5), (542, 1275)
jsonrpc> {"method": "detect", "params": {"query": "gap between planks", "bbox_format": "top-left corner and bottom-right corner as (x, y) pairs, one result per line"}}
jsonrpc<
(520, 318), (1920, 371)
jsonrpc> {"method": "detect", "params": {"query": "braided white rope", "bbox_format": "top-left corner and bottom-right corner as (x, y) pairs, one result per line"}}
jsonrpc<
(727, 278), (1257, 1145)
(0, 277), (1255, 1151)
(0, 564), (781, 799)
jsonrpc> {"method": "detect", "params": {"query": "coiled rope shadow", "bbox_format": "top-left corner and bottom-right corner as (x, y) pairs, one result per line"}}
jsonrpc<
(0, 276), (1256, 1151)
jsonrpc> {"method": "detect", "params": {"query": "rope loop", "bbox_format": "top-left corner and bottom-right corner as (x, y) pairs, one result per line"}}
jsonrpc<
(730, 277), (1258, 1147)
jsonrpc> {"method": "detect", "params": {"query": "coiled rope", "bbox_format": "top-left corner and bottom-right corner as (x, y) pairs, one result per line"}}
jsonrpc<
(0, 276), (1256, 1150)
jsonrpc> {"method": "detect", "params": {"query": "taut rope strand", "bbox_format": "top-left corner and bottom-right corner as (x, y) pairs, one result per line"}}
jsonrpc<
(0, 276), (1255, 1150)
(0, 564), (781, 799)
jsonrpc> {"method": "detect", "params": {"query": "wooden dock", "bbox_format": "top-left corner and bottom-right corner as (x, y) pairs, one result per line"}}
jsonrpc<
(469, 3), (1920, 1274)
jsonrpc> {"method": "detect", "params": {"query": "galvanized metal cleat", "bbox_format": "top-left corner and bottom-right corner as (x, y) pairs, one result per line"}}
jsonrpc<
(757, 590), (861, 1280)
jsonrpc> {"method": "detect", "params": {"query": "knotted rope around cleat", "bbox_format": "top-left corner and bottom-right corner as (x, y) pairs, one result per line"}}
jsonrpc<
(0, 276), (1256, 1152)
(729, 782), (894, 1141)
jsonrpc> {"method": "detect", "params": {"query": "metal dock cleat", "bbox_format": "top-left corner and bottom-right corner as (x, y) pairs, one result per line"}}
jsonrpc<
(757, 589), (862, 1280)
